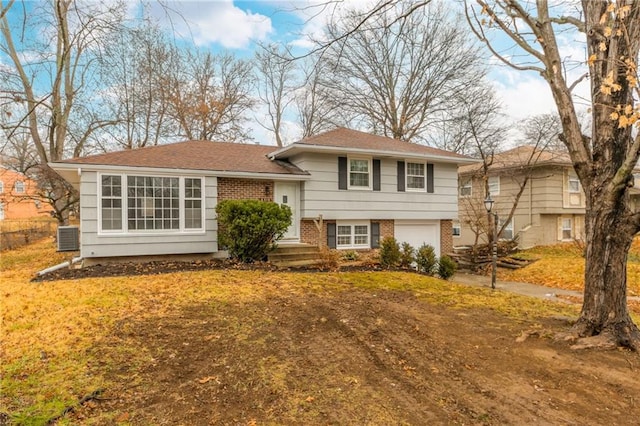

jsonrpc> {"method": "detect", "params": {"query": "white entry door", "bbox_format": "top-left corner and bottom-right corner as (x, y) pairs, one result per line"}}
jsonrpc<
(274, 182), (299, 241)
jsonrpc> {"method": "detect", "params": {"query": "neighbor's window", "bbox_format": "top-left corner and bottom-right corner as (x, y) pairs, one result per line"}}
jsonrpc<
(127, 176), (179, 231)
(568, 176), (580, 193)
(184, 178), (203, 229)
(459, 179), (472, 197)
(499, 218), (514, 240)
(406, 162), (426, 190)
(337, 222), (370, 249)
(562, 218), (573, 240)
(488, 176), (500, 196)
(101, 175), (123, 231)
(349, 158), (370, 188)
(452, 221), (461, 237)
(14, 180), (25, 193)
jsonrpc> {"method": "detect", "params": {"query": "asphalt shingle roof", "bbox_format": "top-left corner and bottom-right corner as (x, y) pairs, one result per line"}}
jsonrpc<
(56, 141), (308, 175)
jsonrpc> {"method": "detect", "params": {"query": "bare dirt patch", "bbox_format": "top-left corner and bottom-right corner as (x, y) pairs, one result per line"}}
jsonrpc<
(72, 286), (639, 425)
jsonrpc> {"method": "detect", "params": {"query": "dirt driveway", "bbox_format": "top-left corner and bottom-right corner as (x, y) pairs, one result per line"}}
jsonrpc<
(74, 285), (638, 425)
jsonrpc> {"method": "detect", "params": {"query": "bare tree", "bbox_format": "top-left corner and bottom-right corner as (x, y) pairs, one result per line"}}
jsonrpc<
(0, 1), (125, 222)
(98, 21), (178, 151)
(255, 45), (297, 147)
(295, 56), (348, 138)
(465, 0), (640, 349)
(521, 113), (565, 152)
(167, 51), (255, 142)
(318, 1), (485, 142)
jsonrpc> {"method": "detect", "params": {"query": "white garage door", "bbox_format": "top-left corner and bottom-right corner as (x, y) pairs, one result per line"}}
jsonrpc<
(394, 220), (440, 257)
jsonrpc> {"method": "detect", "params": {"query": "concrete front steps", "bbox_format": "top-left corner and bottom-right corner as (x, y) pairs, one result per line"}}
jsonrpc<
(268, 243), (323, 268)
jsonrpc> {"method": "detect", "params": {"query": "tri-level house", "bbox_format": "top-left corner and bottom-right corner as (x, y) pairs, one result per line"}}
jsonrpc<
(455, 145), (586, 249)
(50, 128), (474, 262)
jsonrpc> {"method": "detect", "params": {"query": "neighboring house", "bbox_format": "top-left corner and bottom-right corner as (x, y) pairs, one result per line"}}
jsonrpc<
(0, 167), (53, 220)
(50, 128), (474, 262)
(456, 145), (587, 249)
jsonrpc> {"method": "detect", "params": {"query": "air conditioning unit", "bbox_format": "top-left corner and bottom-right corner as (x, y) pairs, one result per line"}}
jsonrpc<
(57, 226), (79, 252)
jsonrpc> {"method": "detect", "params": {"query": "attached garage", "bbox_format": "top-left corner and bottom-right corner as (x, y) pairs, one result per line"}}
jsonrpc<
(394, 220), (441, 256)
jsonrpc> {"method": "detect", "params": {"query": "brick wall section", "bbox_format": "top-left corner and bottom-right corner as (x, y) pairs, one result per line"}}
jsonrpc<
(217, 177), (274, 202)
(440, 219), (453, 255)
(379, 219), (394, 241)
(300, 218), (395, 248)
(301, 219), (333, 247)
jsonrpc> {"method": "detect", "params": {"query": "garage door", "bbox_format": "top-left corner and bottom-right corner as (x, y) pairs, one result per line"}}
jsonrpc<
(394, 220), (440, 256)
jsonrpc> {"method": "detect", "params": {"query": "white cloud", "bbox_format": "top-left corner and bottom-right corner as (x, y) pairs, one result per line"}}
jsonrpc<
(148, 1), (273, 49)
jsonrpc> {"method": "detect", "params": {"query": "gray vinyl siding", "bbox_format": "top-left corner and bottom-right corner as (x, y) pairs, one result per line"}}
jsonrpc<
(290, 153), (459, 220)
(79, 171), (217, 258)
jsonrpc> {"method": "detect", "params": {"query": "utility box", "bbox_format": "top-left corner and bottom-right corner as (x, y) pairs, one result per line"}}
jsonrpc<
(57, 226), (79, 252)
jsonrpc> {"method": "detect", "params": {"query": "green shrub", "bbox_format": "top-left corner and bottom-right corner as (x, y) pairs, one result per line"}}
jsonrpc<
(400, 242), (415, 268)
(216, 199), (292, 263)
(379, 237), (401, 267)
(416, 244), (437, 275)
(438, 255), (457, 280)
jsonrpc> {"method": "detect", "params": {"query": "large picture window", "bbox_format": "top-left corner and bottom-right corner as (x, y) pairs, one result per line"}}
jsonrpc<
(127, 176), (179, 230)
(99, 174), (204, 233)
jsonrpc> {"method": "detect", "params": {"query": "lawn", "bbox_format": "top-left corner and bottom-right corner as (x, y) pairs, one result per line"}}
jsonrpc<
(2, 239), (640, 425)
(499, 239), (640, 296)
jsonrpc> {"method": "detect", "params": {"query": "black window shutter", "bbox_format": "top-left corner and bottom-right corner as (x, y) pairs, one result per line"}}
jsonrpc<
(371, 222), (380, 248)
(327, 223), (337, 249)
(373, 159), (381, 191)
(397, 161), (405, 192)
(338, 157), (348, 190)
(427, 163), (434, 193)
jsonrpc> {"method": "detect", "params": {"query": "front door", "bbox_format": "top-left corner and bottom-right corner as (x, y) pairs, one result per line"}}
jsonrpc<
(274, 182), (299, 241)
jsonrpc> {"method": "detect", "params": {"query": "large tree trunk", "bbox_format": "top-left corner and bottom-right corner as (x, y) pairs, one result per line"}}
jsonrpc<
(573, 193), (640, 348)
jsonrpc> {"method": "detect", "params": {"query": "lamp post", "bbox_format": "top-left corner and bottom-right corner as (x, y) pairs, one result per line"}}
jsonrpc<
(483, 194), (498, 290)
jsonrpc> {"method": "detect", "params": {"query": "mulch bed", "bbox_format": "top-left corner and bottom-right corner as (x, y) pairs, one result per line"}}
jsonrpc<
(32, 259), (394, 282)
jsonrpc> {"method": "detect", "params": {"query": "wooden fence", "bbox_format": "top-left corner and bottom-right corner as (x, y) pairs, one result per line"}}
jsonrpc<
(0, 220), (57, 251)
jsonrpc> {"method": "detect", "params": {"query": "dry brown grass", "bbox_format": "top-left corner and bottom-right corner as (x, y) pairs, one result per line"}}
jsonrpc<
(499, 241), (640, 296)
(0, 239), (579, 424)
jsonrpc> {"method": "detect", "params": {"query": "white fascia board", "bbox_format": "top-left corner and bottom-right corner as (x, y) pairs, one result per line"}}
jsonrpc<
(269, 144), (478, 165)
(49, 162), (311, 181)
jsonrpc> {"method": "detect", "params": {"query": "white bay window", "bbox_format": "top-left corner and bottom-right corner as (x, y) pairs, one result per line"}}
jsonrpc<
(100, 174), (204, 233)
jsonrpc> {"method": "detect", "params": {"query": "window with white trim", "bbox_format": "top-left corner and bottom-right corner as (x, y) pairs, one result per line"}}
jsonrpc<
(562, 218), (573, 240)
(452, 220), (461, 237)
(184, 178), (203, 229)
(488, 176), (500, 196)
(459, 179), (472, 197)
(127, 176), (179, 231)
(99, 174), (204, 233)
(101, 175), (123, 231)
(349, 158), (370, 189)
(406, 162), (426, 190)
(337, 221), (370, 249)
(14, 180), (25, 193)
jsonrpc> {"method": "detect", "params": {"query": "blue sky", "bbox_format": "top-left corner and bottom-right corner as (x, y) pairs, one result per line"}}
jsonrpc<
(2, 0), (589, 145)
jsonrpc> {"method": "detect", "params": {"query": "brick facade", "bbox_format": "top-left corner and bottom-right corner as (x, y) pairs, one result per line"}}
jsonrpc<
(300, 218), (395, 248)
(217, 177), (274, 202)
(440, 219), (453, 255)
